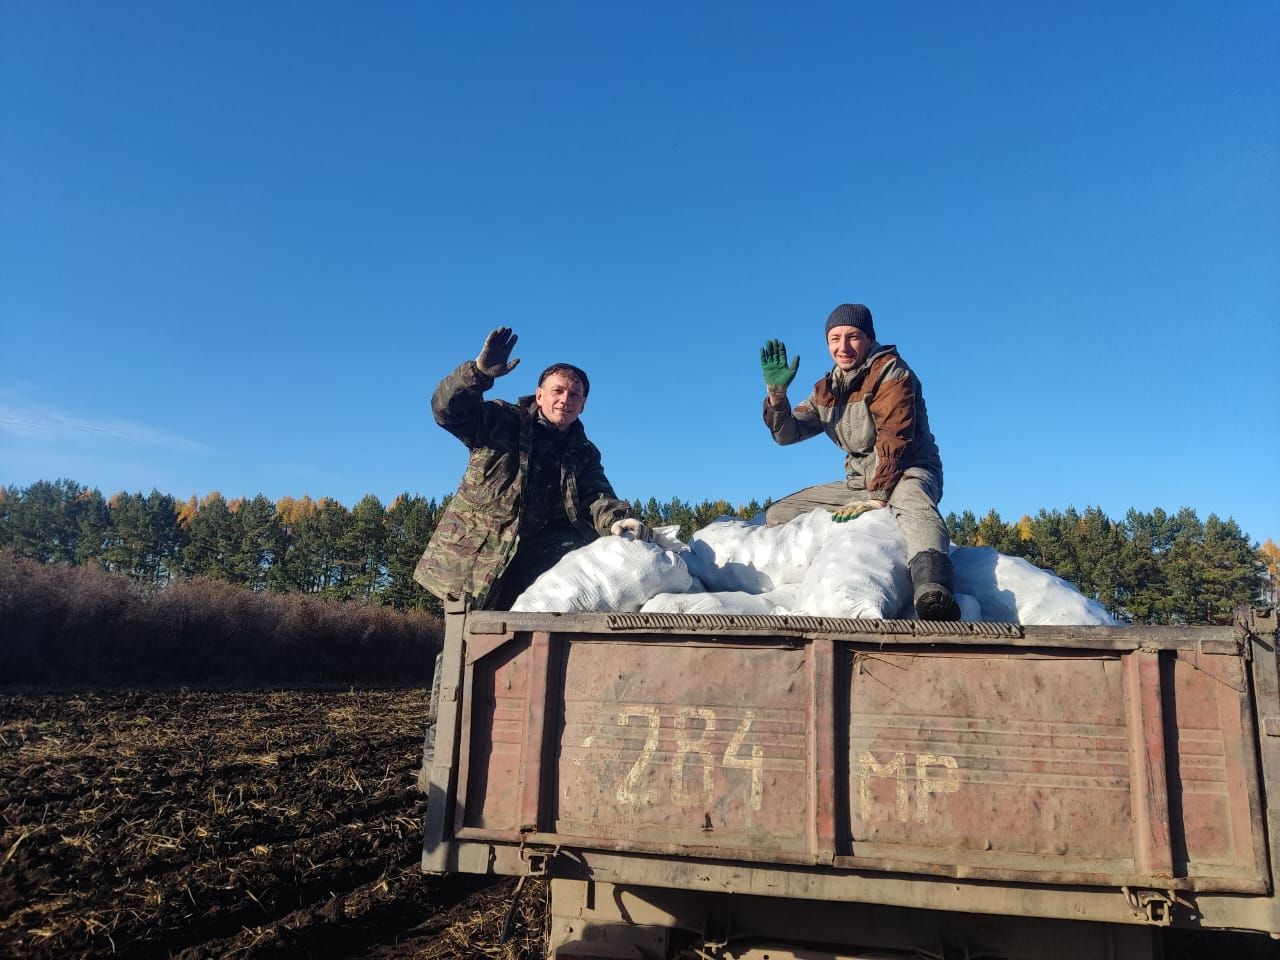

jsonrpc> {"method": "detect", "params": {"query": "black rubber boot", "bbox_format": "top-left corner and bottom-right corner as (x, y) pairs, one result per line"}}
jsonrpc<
(909, 549), (961, 621)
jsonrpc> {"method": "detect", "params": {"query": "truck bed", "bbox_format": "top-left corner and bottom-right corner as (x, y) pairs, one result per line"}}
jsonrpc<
(422, 603), (1280, 939)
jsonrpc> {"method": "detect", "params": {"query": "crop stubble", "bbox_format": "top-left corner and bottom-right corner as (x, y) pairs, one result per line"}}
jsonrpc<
(0, 690), (546, 959)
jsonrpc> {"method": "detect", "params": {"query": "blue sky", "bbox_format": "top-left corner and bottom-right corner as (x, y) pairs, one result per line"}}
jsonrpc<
(3, 2), (1277, 544)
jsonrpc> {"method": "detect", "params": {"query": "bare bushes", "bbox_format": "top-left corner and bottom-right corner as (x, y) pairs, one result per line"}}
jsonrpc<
(0, 551), (441, 688)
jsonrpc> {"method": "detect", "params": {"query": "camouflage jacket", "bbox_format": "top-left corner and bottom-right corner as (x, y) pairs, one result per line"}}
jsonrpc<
(414, 361), (631, 608)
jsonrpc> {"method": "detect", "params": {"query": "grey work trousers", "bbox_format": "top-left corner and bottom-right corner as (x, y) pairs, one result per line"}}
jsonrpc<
(764, 470), (950, 562)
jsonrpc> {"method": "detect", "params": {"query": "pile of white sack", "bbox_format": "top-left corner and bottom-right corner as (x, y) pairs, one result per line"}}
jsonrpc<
(511, 509), (1116, 626)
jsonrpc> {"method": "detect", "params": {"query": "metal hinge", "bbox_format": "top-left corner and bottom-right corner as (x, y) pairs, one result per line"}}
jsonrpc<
(517, 838), (560, 877)
(1122, 886), (1195, 925)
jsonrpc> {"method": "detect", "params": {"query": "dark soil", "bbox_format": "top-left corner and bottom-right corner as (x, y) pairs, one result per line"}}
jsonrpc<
(4, 690), (1274, 959)
(0, 690), (545, 959)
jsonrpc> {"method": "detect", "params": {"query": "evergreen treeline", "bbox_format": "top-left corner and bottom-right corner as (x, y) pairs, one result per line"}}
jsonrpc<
(0, 480), (769, 614)
(946, 507), (1275, 625)
(630, 496), (770, 539)
(1, 480), (1275, 625)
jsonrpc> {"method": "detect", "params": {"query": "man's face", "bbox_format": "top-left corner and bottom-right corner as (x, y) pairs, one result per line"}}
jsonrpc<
(535, 372), (586, 430)
(827, 325), (873, 371)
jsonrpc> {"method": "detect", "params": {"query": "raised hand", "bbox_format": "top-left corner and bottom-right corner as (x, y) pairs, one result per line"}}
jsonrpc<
(475, 327), (521, 378)
(760, 339), (800, 390)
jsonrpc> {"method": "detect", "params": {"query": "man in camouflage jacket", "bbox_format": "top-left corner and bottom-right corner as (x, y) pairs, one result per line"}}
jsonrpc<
(414, 327), (645, 610)
(760, 303), (961, 621)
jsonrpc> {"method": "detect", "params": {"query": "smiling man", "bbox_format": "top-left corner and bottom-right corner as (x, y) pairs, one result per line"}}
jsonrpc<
(760, 303), (961, 621)
(415, 327), (648, 610)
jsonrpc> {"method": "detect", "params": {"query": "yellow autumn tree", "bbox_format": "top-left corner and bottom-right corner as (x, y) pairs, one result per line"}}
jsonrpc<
(1016, 515), (1034, 542)
(276, 495), (317, 526)
(1261, 538), (1280, 604)
(176, 495), (198, 530)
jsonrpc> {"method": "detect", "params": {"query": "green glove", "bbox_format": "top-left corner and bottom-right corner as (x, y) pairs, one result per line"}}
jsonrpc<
(760, 339), (800, 390)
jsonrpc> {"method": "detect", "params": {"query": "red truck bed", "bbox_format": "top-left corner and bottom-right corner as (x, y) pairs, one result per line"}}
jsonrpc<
(423, 604), (1280, 951)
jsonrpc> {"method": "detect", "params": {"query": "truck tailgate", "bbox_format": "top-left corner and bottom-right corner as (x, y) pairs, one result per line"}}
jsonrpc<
(424, 609), (1276, 910)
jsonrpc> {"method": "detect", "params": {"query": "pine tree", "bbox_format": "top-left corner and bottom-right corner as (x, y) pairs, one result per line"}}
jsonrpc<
(73, 487), (111, 566)
(973, 509), (1020, 554)
(7, 479), (88, 563)
(384, 493), (444, 611)
(103, 491), (153, 580)
(181, 493), (237, 581)
(946, 510), (980, 545)
(337, 494), (388, 601)
(227, 494), (278, 589)
(1196, 515), (1264, 624)
(309, 498), (352, 596)
(144, 490), (185, 583)
(268, 495), (315, 592)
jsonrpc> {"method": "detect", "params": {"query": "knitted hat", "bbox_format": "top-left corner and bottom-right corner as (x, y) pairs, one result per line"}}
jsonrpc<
(825, 303), (875, 340)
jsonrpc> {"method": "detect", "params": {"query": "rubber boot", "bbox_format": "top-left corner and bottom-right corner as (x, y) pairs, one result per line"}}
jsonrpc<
(909, 549), (961, 621)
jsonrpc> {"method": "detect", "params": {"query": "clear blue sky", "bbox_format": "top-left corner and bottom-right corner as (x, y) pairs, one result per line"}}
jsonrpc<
(3, 2), (1277, 544)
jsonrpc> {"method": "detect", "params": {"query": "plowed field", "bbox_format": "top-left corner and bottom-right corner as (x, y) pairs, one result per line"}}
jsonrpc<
(4, 691), (1272, 959)
(0, 690), (546, 959)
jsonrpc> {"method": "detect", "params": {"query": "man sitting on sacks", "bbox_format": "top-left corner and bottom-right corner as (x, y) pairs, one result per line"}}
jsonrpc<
(415, 327), (650, 611)
(759, 303), (961, 621)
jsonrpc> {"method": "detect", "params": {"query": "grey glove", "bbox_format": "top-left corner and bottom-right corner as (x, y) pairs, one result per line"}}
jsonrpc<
(832, 499), (887, 523)
(610, 518), (652, 542)
(475, 327), (521, 378)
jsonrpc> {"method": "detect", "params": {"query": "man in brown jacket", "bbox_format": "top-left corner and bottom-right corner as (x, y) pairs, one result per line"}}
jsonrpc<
(760, 303), (961, 621)
(414, 327), (647, 610)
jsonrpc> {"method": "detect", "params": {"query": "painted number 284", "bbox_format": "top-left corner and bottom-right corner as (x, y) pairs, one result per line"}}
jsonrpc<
(615, 705), (764, 811)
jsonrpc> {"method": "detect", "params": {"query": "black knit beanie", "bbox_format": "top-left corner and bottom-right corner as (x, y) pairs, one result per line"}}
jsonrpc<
(825, 303), (875, 340)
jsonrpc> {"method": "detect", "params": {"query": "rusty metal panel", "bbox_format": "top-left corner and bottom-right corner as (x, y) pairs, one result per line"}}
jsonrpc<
(845, 646), (1268, 891)
(448, 618), (1269, 895)
(461, 635), (534, 831)
(554, 638), (811, 856)
(849, 650), (1133, 877)
(1125, 650), (1173, 878)
(432, 608), (1280, 934)
(1165, 648), (1268, 885)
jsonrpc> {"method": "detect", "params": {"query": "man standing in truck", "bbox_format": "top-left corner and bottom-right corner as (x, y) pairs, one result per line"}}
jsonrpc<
(414, 326), (649, 611)
(759, 303), (961, 620)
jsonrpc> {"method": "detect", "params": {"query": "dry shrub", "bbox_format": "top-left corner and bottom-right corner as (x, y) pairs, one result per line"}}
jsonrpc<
(0, 551), (441, 688)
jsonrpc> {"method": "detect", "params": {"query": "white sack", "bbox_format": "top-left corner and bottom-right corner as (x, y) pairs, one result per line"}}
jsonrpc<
(950, 546), (1116, 626)
(686, 509), (831, 592)
(511, 527), (691, 613)
(955, 592), (983, 622)
(794, 509), (911, 619)
(641, 583), (799, 616)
